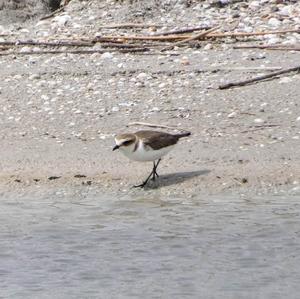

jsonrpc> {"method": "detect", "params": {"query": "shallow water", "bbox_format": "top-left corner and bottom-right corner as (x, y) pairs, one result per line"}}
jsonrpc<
(1, 193), (300, 298)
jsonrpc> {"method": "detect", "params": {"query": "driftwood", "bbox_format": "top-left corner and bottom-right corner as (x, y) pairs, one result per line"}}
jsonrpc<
(209, 28), (299, 38)
(234, 44), (300, 51)
(0, 48), (149, 56)
(128, 122), (190, 133)
(93, 29), (300, 42)
(93, 35), (187, 42)
(152, 25), (212, 36)
(0, 40), (94, 47)
(241, 124), (280, 134)
(0, 39), (163, 52)
(99, 42), (164, 48)
(99, 23), (161, 29)
(1, 26), (298, 59)
(219, 65), (300, 89)
(161, 26), (220, 51)
(220, 67), (282, 71)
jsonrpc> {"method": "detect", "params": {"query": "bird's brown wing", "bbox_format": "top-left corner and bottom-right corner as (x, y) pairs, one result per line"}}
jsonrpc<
(135, 130), (179, 150)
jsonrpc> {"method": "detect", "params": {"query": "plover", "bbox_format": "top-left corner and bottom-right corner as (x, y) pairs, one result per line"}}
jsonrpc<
(113, 130), (191, 187)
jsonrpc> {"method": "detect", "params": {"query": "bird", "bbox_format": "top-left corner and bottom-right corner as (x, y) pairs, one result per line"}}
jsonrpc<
(113, 130), (191, 188)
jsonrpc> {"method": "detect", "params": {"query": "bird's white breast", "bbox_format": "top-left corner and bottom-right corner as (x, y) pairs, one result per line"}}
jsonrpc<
(120, 140), (174, 162)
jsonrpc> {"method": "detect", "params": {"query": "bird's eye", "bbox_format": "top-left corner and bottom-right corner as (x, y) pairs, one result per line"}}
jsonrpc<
(123, 140), (131, 146)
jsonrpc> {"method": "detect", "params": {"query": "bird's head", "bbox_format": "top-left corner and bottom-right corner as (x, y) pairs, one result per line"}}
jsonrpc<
(113, 133), (136, 151)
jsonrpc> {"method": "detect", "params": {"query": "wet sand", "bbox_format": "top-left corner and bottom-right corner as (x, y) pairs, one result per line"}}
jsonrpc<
(1, 191), (300, 298)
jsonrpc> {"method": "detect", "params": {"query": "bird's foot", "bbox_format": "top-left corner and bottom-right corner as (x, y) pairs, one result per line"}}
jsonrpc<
(132, 180), (149, 188)
(132, 183), (146, 188)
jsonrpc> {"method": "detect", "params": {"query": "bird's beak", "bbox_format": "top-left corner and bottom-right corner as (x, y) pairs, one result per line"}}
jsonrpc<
(113, 145), (120, 151)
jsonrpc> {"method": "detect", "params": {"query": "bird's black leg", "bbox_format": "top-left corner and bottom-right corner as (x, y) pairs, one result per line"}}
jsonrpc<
(152, 159), (161, 180)
(133, 168), (154, 188)
(133, 159), (162, 188)
(152, 161), (156, 181)
(155, 159), (161, 175)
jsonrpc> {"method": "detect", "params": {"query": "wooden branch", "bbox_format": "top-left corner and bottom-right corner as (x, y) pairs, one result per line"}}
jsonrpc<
(253, 124), (280, 128)
(93, 37), (124, 43)
(127, 122), (190, 133)
(99, 42), (163, 49)
(234, 44), (300, 51)
(0, 40), (94, 47)
(0, 48), (149, 56)
(241, 124), (280, 133)
(161, 26), (220, 51)
(99, 23), (161, 29)
(219, 65), (300, 89)
(94, 35), (187, 42)
(98, 42), (140, 48)
(134, 52), (180, 56)
(209, 28), (299, 38)
(151, 25), (212, 36)
(220, 66), (282, 71)
(93, 28), (299, 42)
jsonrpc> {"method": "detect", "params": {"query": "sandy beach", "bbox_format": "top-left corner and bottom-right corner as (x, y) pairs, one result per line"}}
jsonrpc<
(1, 0), (300, 197)
(1, 2), (300, 298)
(0, 45), (300, 198)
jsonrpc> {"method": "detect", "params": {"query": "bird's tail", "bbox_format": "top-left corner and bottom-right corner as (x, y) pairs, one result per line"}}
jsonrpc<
(174, 131), (191, 138)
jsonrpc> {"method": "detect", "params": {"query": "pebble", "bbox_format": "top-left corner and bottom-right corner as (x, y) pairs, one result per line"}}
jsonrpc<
(52, 15), (71, 26)
(20, 46), (32, 53)
(279, 5), (293, 16)
(268, 18), (281, 28)
(282, 38), (297, 45)
(253, 118), (264, 124)
(228, 111), (237, 118)
(136, 73), (148, 80)
(279, 77), (293, 84)
(90, 53), (101, 60)
(35, 20), (49, 27)
(41, 95), (49, 101)
(101, 52), (113, 60)
(151, 107), (160, 112)
(249, 1), (260, 9)
(267, 36), (281, 45)
(29, 74), (41, 80)
(203, 44), (213, 51)
(181, 57), (190, 66)
(112, 107), (119, 112)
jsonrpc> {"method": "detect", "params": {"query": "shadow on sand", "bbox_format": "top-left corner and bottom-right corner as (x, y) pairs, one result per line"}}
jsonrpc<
(145, 169), (211, 189)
